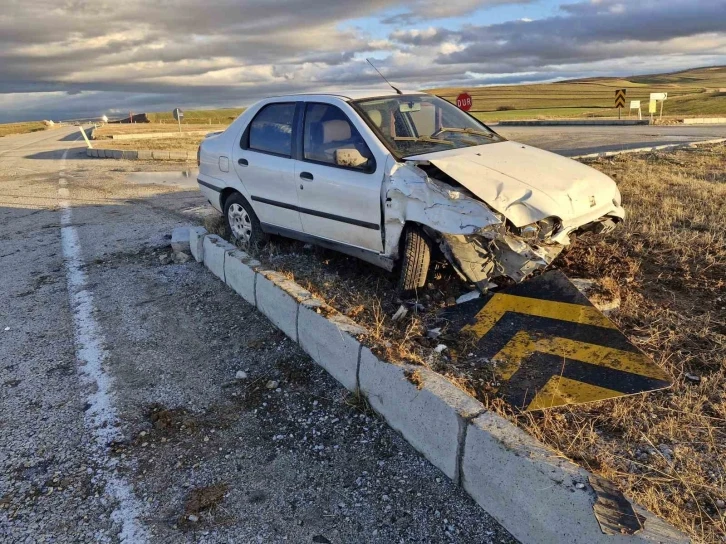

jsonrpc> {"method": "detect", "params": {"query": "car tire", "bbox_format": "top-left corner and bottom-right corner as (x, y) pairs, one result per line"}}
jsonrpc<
(224, 192), (269, 249)
(398, 226), (432, 296)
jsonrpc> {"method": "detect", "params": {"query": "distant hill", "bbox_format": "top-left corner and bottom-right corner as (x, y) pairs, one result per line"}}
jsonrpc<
(427, 66), (726, 121)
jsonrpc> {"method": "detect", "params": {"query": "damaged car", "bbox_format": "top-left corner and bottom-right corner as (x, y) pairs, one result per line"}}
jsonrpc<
(197, 91), (624, 293)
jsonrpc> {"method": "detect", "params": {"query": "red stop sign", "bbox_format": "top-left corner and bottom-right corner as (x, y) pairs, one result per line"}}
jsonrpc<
(456, 92), (473, 112)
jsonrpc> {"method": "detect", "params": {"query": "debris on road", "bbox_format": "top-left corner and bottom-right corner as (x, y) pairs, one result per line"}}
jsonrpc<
(456, 291), (481, 304)
(235, 370), (248, 380)
(427, 327), (442, 339)
(391, 305), (408, 322)
(172, 251), (190, 264)
(684, 373), (701, 384)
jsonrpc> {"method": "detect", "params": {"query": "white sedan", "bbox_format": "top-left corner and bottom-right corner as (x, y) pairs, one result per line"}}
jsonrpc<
(197, 90), (624, 293)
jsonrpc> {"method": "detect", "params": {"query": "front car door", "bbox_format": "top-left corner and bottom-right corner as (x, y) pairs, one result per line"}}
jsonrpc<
(294, 101), (384, 252)
(232, 101), (303, 231)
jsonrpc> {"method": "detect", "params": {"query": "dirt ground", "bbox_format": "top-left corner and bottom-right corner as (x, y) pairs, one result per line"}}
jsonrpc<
(221, 143), (725, 543)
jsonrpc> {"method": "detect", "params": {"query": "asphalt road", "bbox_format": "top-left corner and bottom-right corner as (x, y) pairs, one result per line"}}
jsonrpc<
(496, 123), (726, 156)
(0, 127), (517, 543)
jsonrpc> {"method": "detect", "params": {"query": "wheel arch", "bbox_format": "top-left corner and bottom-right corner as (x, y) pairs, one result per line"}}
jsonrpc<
(388, 220), (435, 262)
(219, 187), (247, 211)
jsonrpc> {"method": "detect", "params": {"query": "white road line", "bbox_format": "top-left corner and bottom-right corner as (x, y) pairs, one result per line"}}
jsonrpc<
(58, 144), (148, 543)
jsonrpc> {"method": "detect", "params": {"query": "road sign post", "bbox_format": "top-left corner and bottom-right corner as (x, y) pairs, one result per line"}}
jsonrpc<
(649, 93), (668, 121)
(173, 108), (184, 133)
(614, 89), (626, 119)
(629, 100), (641, 120)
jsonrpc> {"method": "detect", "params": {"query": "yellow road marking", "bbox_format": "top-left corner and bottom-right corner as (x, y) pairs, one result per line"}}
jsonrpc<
(526, 376), (622, 410)
(493, 331), (671, 382)
(461, 293), (616, 341)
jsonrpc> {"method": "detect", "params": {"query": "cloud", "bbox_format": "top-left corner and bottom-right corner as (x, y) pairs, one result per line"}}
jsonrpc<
(433, 0), (726, 69)
(380, 0), (531, 24)
(0, 0), (724, 122)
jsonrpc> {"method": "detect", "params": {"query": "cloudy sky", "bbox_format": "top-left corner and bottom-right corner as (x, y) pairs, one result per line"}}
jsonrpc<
(1, 0), (725, 122)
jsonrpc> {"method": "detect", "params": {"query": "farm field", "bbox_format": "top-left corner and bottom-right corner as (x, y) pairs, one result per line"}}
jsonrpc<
(130, 67), (726, 127)
(146, 108), (245, 125)
(430, 66), (726, 121)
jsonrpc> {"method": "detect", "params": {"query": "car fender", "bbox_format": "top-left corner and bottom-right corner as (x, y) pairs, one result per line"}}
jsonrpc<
(381, 156), (502, 257)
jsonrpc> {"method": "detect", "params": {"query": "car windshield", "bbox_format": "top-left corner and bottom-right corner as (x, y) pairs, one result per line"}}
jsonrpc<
(352, 94), (504, 158)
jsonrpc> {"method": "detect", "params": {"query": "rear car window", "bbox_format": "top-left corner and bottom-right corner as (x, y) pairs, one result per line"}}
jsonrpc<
(248, 103), (295, 157)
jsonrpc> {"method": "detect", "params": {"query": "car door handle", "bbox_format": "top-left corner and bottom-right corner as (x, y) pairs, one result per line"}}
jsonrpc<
(238, 158), (248, 166)
(299, 172), (313, 181)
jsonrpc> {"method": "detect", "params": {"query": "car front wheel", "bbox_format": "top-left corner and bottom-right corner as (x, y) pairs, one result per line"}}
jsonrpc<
(398, 226), (432, 296)
(224, 193), (268, 248)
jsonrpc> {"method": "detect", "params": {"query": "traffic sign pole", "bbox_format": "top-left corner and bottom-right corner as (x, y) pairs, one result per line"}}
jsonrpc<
(172, 108), (184, 133)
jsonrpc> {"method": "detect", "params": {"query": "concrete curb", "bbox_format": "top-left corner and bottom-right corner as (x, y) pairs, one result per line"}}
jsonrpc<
(85, 147), (195, 161)
(572, 137), (726, 160)
(182, 225), (687, 544)
(681, 117), (726, 125)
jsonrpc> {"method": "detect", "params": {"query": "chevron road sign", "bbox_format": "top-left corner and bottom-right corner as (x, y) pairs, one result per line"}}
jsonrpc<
(438, 270), (672, 411)
(614, 88), (627, 108)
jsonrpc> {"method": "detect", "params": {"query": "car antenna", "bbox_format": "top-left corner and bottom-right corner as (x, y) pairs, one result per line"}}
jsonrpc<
(366, 58), (402, 95)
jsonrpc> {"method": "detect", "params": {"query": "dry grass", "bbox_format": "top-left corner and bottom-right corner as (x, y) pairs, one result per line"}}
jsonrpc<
(522, 145), (726, 543)
(93, 136), (206, 152)
(0, 122), (49, 137)
(222, 143), (725, 542)
(94, 124), (227, 138)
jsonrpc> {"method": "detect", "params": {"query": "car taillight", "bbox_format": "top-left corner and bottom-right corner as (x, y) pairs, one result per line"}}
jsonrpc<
(197, 146), (201, 167)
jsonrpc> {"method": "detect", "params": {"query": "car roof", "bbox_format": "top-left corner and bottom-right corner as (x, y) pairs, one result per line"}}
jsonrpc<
(265, 89), (425, 101)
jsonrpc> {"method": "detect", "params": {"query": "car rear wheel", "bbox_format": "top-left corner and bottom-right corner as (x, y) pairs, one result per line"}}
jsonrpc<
(398, 226), (432, 296)
(224, 193), (268, 249)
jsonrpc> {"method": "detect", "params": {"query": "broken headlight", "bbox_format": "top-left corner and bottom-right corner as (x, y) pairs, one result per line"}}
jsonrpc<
(516, 217), (559, 242)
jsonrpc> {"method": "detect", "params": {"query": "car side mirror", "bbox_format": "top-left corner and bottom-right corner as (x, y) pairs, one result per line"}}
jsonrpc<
(335, 148), (368, 169)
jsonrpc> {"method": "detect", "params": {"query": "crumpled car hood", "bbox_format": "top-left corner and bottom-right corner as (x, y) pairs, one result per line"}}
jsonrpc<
(407, 141), (621, 227)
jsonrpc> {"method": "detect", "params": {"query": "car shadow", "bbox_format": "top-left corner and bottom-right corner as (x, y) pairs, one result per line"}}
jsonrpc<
(24, 147), (91, 160)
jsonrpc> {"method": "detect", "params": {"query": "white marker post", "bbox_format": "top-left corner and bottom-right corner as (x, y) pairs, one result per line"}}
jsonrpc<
(79, 126), (92, 149)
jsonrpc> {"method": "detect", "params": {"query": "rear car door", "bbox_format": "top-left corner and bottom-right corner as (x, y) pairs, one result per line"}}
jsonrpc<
(294, 102), (384, 252)
(232, 101), (302, 231)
